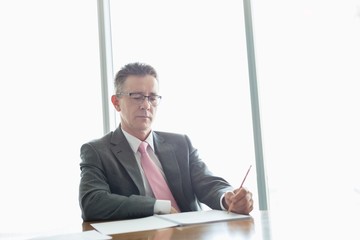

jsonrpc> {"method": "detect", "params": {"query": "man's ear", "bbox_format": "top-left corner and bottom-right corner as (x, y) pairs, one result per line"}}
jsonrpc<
(111, 95), (121, 112)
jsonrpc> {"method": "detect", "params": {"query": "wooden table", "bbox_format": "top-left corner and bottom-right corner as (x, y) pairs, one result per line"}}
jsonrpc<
(82, 208), (360, 240)
(82, 211), (269, 240)
(3, 207), (359, 239)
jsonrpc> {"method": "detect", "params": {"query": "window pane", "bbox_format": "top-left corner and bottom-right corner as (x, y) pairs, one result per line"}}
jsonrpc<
(0, 0), (102, 233)
(110, 0), (258, 208)
(252, 0), (360, 213)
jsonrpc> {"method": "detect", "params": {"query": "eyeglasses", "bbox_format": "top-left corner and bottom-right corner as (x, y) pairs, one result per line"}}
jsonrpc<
(116, 92), (162, 106)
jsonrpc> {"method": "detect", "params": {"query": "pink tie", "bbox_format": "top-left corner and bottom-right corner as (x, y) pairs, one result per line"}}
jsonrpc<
(138, 141), (180, 212)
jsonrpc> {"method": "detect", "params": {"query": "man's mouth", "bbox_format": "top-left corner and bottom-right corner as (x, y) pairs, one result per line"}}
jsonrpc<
(137, 115), (150, 119)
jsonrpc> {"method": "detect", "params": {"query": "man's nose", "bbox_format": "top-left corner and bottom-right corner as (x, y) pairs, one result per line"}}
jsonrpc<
(140, 97), (151, 109)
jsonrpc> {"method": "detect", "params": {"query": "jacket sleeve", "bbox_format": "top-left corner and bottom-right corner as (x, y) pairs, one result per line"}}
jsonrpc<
(158, 132), (234, 210)
(79, 143), (155, 221)
(185, 135), (234, 209)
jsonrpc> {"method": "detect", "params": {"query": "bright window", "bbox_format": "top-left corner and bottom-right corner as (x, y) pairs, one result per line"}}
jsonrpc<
(0, 0), (101, 233)
(110, 0), (258, 208)
(252, 0), (360, 212)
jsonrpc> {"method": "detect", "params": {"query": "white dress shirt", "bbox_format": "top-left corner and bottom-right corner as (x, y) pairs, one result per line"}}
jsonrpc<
(122, 129), (171, 214)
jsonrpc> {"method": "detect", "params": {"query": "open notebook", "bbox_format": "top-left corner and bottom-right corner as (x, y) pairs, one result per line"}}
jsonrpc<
(91, 210), (251, 235)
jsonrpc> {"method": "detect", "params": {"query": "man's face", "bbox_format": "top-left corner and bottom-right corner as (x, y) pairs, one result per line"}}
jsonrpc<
(112, 75), (159, 139)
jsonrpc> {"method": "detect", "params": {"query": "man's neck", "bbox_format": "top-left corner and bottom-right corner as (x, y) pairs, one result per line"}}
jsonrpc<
(120, 125), (151, 141)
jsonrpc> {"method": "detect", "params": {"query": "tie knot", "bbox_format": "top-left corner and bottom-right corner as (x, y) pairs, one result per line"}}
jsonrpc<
(138, 141), (149, 154)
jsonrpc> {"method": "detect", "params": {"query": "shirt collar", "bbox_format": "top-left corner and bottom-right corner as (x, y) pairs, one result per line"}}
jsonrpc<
(121, 128), (155, 153)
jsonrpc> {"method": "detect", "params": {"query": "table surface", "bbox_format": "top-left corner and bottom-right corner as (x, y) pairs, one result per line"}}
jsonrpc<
(82, 208), (360, 240)
(2, 207), (360, 240)
(82, 212), (264, 240)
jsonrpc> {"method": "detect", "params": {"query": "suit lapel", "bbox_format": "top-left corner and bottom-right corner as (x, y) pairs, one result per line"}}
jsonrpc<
(153, 132), (184, 202)
(110, 128), (146, 195)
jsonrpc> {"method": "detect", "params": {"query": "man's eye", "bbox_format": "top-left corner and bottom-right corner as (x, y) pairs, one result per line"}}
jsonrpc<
(131, 94), (143, 100)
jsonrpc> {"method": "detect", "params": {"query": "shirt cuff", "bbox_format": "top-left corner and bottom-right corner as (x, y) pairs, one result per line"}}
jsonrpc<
(220, 193), (226, 210)
(220, 191), (233, 210)
(154, 200), (171, 214)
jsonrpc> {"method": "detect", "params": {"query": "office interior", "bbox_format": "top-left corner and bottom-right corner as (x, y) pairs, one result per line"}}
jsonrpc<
(1, 0), (359, 236)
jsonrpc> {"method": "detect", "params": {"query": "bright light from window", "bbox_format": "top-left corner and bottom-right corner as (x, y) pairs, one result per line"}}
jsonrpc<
(110, 0), (258, 207)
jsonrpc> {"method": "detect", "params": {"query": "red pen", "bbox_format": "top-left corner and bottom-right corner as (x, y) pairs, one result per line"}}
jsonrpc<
(227, 165), (252, 213)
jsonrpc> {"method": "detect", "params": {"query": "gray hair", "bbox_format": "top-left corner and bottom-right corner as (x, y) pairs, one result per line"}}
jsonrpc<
(114, 62), (158, 93)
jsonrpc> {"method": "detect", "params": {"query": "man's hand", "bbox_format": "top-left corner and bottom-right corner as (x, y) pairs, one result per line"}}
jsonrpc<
(170, 207), (179, 214)
(224, 187), (253, 214)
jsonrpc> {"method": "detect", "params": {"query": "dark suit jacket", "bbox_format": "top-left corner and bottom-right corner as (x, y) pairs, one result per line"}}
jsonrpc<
(79, 127), (233, 221)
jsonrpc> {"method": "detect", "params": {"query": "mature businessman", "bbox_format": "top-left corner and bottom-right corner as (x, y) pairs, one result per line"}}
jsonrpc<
(79, 62), (254, 221)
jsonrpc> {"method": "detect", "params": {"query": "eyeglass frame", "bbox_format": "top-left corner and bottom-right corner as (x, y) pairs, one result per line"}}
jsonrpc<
(116, 92), (162, 106)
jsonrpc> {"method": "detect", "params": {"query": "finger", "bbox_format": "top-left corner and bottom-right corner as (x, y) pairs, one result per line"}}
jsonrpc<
(232, 188), (247, 200)
(170, 207), (179, 214)
(225, 191), (236, 202)
(231, 193), (254, 214)
(225, 191), (236, 212)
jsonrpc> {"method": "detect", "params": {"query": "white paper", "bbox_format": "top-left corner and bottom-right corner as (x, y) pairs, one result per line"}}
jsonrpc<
(91, 216), (178, 235)
(28, 230), (111, 240)
(156, 210), (251, 225)
(91, 210), (251, 235)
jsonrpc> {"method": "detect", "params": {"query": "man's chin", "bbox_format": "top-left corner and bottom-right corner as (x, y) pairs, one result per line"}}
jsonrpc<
(137, 122), (152, 131)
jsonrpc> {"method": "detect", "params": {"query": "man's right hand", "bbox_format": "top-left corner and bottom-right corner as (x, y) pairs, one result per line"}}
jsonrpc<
(170, 207), (179, 214)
